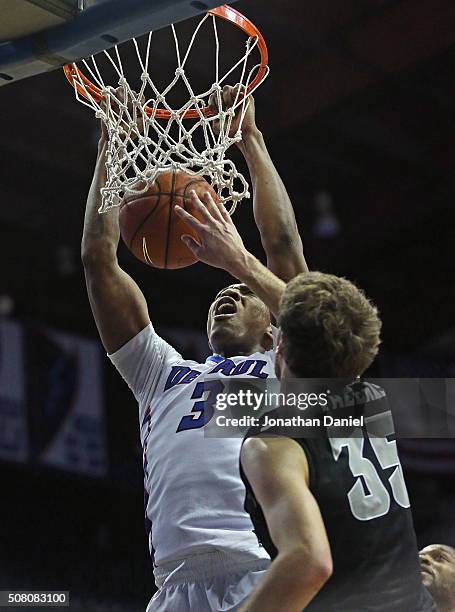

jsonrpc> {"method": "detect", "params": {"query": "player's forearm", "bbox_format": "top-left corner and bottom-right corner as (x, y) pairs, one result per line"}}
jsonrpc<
(238, 129), (307, 277)
(228, 250), (285, 319)
(81, 137), (120, 264)
(239, 549), (329, 612)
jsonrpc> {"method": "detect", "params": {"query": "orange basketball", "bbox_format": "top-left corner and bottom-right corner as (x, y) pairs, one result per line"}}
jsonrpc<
(119, 170), (217, 269)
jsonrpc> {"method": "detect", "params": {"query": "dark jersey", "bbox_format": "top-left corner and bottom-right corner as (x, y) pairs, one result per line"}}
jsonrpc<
(241, 382), (435, 612)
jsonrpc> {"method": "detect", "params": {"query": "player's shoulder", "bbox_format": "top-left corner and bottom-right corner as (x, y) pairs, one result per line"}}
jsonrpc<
(345, 379), (387, 402)
(164, 356), (211, 370)
(251, 348), (276, 362)
(205, 350), (275, 363)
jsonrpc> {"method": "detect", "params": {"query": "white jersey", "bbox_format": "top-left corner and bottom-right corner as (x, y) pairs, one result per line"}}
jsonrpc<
(109, 323), (275, 566)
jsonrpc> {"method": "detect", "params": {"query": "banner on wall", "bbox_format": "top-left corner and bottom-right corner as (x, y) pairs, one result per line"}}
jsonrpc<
(0, 320), (28, 463)
(0, 319), (107, 477)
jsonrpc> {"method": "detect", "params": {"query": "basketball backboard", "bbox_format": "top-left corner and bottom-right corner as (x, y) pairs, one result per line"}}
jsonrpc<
(0, 0), (233, 85)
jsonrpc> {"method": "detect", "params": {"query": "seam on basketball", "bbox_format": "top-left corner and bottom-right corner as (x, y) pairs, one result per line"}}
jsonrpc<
(164, 171), (176, 269)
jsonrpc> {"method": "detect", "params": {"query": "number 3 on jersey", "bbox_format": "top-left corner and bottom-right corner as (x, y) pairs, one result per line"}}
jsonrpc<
(330, 421), (410, 521)
(176, 380), (224, 432)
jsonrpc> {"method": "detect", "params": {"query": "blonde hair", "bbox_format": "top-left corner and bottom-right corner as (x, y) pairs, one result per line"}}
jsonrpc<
(278, 272), (381, 378)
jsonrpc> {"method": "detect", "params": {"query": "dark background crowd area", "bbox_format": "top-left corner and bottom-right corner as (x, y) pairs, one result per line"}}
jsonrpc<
(1, 0), (455, 609)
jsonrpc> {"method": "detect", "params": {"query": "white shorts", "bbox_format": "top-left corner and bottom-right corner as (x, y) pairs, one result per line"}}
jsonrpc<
(146, 550), (270, 612)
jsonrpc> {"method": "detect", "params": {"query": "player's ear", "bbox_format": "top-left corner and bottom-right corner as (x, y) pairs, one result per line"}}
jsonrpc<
(207, 315), (212, 351)
(261, 324), (274, 352)
(276, 332), (284, 357)
(207, 328), (213, 352)
(275, 333), (286, 380)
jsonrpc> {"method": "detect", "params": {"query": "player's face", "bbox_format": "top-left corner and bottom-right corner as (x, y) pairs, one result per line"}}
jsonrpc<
(207, 284), (273, 357)
(419, 545), (455, 608)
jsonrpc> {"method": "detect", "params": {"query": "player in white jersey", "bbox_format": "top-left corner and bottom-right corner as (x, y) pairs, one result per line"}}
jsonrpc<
(81, 86), (307, 611)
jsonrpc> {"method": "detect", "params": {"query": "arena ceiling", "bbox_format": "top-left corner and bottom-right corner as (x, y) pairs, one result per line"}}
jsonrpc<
(1, 0), (455, 356)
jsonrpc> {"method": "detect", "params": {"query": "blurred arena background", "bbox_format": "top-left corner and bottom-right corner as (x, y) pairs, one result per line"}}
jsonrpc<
(1, 0), (455, 610)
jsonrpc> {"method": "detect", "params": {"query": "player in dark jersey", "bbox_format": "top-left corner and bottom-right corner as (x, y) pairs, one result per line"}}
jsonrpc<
(177, 182), (436, 612)
(238, 273), (436, 612)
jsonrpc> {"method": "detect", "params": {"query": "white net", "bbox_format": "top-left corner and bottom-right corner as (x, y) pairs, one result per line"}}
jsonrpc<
(67, 10), (269, 213)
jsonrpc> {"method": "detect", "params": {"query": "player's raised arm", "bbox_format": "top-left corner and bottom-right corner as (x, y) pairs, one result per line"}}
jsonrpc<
(81, 132), (150, 354)
(223, 86), (308, 280)
(239, 437), (333, 612)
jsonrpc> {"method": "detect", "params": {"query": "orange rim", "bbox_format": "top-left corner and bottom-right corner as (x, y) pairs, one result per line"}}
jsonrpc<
(63, 4), (268, 120)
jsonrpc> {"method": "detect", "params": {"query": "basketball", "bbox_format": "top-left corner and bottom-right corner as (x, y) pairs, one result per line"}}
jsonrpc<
(119, 170), (218, 269)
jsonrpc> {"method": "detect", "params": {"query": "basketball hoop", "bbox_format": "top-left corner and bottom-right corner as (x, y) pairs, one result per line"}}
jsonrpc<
(64, 4), (269, 213)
